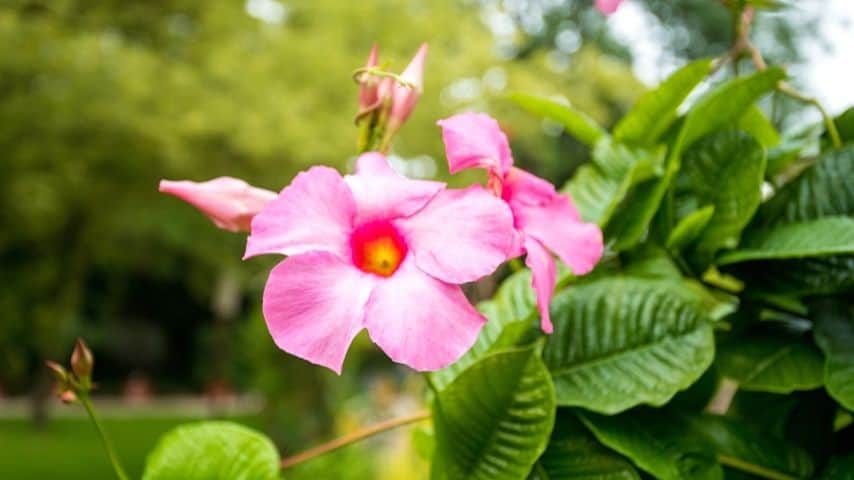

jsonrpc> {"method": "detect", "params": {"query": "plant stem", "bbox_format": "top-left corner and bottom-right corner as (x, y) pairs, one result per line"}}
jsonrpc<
(79, 394), (130, 480)
(280, 409), (431, 470)
(717, 454), (797, 480)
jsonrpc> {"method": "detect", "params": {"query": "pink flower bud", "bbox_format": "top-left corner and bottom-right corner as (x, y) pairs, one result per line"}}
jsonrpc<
(388, 43), (428, 131)
(159, 177), (277, 232)
(357, 44), (382, 116)
(45, 360), (69, 383)
(71, 337), (94, 381)
(59, 389), (77, 404)
(596, 0), (624, 15)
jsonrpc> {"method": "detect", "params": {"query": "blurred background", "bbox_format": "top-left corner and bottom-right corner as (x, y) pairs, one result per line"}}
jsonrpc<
(1, 0), (851, 478)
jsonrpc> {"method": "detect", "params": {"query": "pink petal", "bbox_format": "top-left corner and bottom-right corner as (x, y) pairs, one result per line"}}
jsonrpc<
(524, 237), (556, 334)
(363, 259), (486, 371)
(245, 166), (355, 260)
(389, 43), (428, 128)
(596, 0), (624, 15)
(513, 194), (604, 276)
(344, 153), (444, 223)
(396, 186), (515, 284)
(159, 177), (276, 232)
(262, 252), (376, 374)
(501, 167), (562, 209)
(437, 112), (514, 177)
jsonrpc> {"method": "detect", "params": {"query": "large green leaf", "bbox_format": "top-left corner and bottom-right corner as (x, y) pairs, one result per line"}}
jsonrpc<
(666, 205), (715, 250)
(688, 415), (814, 479)
(676, 67), (785, 155)
(431, 270), (537, 391)
(727, 255), (854, 297)
(509, 92), (606, 147)
(578, 409), (723, 480)
(565, 139), (664, 225)
(675, 131), (766, 259)
(432, 347), (556, 480)
(757, 144), (854, 225)
(529, 412), (640, 480)
(142, 421), (280, 480)
(542, 277), (714, 414)
(716, 335), (824, 393)
(737, 105), (780, 148)
(717, 217), (854, 265)
(613, 58), (713, 145)
(812, 299), (854, 410)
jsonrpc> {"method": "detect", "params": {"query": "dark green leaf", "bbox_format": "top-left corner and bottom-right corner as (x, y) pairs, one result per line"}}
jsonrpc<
(717, 217), (854, 265)
(727, 255), (854, 297)
(812, 299), (854, 410)
(820, 454), (854, 480)
(543, 278), (714, 414)
(529, 411), (640, 480)
(509, 92), (606, 147)
(578, 409), (723, 480)
(142, 421), (280, 480)
(432, 347), (556, 480)
(565, 140), (664, 225)
(667, 205), (715, 250)
(716, 335), (824, 394)
(614, 58), (713, 145)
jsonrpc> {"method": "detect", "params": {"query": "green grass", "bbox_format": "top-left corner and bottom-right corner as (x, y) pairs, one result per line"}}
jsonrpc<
(0, 415), (259, 479)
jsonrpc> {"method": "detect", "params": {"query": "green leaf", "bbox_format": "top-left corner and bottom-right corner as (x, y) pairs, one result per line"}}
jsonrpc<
(509, 92), (607, 147)
(529, 412), (640, 480)
(543, 277), (714, 414)
(578, 409), (723, 480)
(832, 106), (854, 144)
(565, 139), (664, 225)
(142, 421), (280, 480)
(430, 270), (536, 391)
(667, 205), (715, 250)
(737, 105), (780, 148)
(820, 455), (854, 480)
(727, 254), (854, 297)
(676, 130), (766, 260)
(688, 415), (814, 479)
(431, 347), (556, 480)
(812, 299), (854, 410)
(676, 67), (785, 155)
(757, 144), (854, 225)
(717, 217), (854, 265)
(716, 334), (824, 393)
(614, 58), (713, 145)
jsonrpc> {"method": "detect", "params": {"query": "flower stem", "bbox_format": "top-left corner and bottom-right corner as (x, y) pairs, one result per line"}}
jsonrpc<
(717, 454), (797, 480)
(280, 409), (430, 470)
(79, 394), (130, 480)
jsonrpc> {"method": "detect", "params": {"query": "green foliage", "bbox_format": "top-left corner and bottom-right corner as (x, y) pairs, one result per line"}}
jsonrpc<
(508, 93), (607, 147)
(543, 278), (714, 414)
(716, 334), (824, 393)
(143, 421), (279, 480)
(812, 300), (854, 410)
(716, 217), (854, 264)
(431, 347), (556, 480)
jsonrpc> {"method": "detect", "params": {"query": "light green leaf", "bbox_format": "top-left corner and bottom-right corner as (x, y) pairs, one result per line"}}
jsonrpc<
(565, 139), (664, 225)
(676, 131), (766, 261)
(758, 144), (854, 225)
(812, 299), (854, 410)
(543, 277), (714, 414)
(614, 58), (713, 145)
(430, 269), (538, 391)
(431, 347), (556, 480)
(509, 92), (607, 147)
(529, 412), (640, 480)
(578, 409), (723, 480)
(142, 421), (279, 480)
(717, 217), (854, 265)
(737, 105), (780, 148)
(716, 335), (824, 393)
(688, 415), (814, 479)
(667, 205), (715, 250)
(676, 67), (785, 155)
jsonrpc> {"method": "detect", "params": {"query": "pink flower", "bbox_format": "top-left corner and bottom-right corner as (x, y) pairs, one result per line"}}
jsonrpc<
(596, 0), (624, 15)
(438, 113), (604, 333)
(244, 153), (515, 373)
(356, 44), (381, 117)
(388, 43), (428, 133)
(159, 177), (277, 232)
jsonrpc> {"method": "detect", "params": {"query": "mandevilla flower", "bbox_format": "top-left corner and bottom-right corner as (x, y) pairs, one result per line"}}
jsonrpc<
(438, 112), (604, 333)
(244, 153), (515, 373)
(596, 0), (624, 15)
(159, 177), (277, 232)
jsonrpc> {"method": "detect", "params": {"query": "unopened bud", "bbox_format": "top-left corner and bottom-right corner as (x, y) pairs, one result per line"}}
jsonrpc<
(59, 389), (77, 404)
(356, 44), (382, 118)
(71, 337), (94, 381)
(387, 43), (428, 134)
(45, 360), (69, 383)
